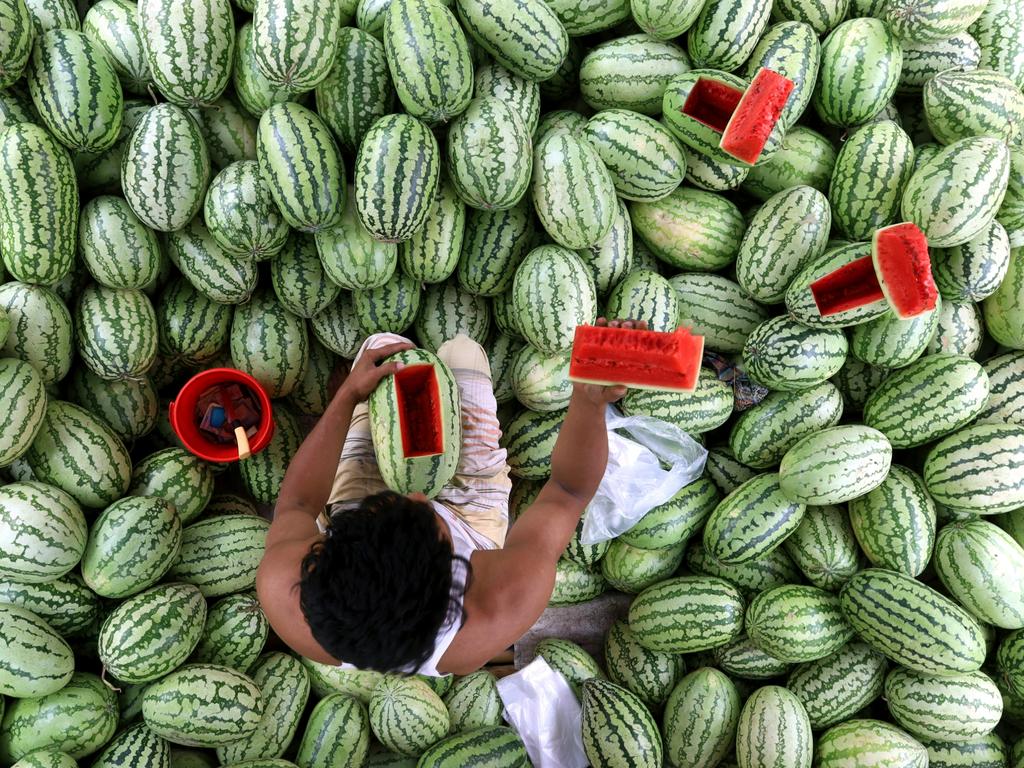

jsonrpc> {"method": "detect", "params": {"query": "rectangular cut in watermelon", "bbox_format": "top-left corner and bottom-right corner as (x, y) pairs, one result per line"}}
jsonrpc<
(394, 364), (444, 457)
(812, 222), (937, 319)
(872, 222), (938, 319)
(681, 78), (744, 133)
(720, 68), (795, 165)
(568, 325), (705, 392)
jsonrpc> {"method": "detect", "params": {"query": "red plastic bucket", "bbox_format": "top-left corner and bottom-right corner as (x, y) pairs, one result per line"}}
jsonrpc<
(169, 368), (275, 463)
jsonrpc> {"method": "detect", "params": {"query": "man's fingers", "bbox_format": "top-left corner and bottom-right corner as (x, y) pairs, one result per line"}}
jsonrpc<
(607, 385), (627, 401)
(636, 320), (649, 330)
(375, 361), (404, 380)
(595, 317), (608, 327)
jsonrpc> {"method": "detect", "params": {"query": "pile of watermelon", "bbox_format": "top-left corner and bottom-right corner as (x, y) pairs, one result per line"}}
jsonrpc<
(2, 0), (1024, 762)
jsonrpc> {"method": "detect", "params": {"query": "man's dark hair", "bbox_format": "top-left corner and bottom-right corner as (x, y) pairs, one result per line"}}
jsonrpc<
(298, 491), (468, 672)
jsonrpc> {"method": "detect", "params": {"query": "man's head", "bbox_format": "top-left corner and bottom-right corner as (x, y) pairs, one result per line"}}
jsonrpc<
(298, 491), (465, 672)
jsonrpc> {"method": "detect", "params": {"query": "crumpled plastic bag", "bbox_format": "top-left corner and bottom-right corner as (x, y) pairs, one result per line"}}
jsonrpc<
(581, 407), (708, 546)
(496, 657), (588, 768)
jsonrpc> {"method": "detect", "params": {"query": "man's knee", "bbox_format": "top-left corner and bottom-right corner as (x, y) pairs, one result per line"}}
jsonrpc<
(437, 334), (489, 372)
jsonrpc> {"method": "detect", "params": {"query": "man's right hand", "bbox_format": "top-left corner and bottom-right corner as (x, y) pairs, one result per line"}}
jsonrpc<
(339, 341), (415, 403)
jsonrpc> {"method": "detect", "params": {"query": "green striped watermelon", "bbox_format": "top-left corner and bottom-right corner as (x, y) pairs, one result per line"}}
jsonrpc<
(746, 584), (853, 663)
(632, 187), (744, 272)
(983, 243), (1024, 350)
(454, 0), (567, 82)
(999, 147), (1024, 233)
(129, 447), (214, 525)
(241, 402), (303, 504)
(204, 160), (290, 261)
(288, 337), (339, 416)
(662, 667), (738, 768)
(456, 199), (532, 297)
(257, 103), (345, 233)
(489, 332), (524, 405)
(271, 234), (340, 318)
(682, 142), (750, 191)
(850, 301), (941, 369)
(414, 282), (490, 354)
(703, 473), (806, 565)
(0, 481), (85, 584)
(317, 191), (397, 290)
(510, 345), (571, 413)
(670, 274), (768, 354)
(399, 174), (465, 285)
(90, 723), (168, 768)
(156, 277), (232, 366)
(577, 198), (634, 297)
(926, 299), (985, 356)
(925, 68), (1024, 145)
(537, 38), (581, 102)
(742, 126), (836, 201)
(512, 246), (596, 354)
(251, 0), (340, 92)
(0, 603), (74, 698)
(0, 357), (46, 467)
(98, 582), (206, 683)
(743, 21), (820, 128)
(0, 0), (34, 90)
(686, 540), (800, 599)
(885, 0), (987, 43)
(216, 653), (310, 764)
(232, 22), (295, 117)
(383, 0), (471, 124)
(354, 113), (440, 243)
(0, 571), (99, 637)
(786, 641), (888, 730)
(815, 720), (927, 768)
(729, 381), (844, 469)
(743, 315), (849, 392)
(79, 195), (161, 289)
(301, 659), (383, 703)
(925, 734), (1009, 768)
(630, 0), (702, 38)
(783, 504), (861, 591)
(121, 103), (210, 232)
(933, 221), (1011, 303)
(0, 123), (78, 285)
(924, 423), (1024, 514)
(778, 424), (891, 505)
(628, 576), (744, 653)
(417, 726), (527, 768)
(581, 679), (662, 768)
(17, 749), (87, 768)
(74, 285), (157, 380)
(142, 664), (264, 748)
(0, 672), (118, 761)
(503, 408), (564, 479)
(978, 350), (1024, 425)
(190, 96), (257, 170)
(444, 671), (503, 732)
(885, 668), (1001, 743)
(619, 476), (719, 550)
(714, 634), (791, 680)
(230, 290), (309, 398)
(545, 0), (628, 34)
(813, 18), (901, 127)
(839, 567), (986, 675)
(579, 34), (690, 115)
(368, 348), (461, 497)
(601, 539), (685, 594)
(604, 619), (684, 706)
(81, 495), (180, 598)
(369, 676), (449, 757)
(474, 60), (539, 135)
(970, 0), (1024, 88)
(28, 29), (124, 153)
(26, 400), (131, 508)
(0, 283), (72, 384)
(550, 557), (607, 606)
(734, 686), (812, 768)
(82, 0), (152, 95)
(535, 638), (604, 695)
(190, 592), (268, 671)
(784, 242), (891, 328)
(603, 269), (678, 333)
(622, 368), (732, 434)
(166, 514), (269, 597)
(735, 185), (831, 305)
(899, 33), (982, 93)
(687, 0), (770, 70)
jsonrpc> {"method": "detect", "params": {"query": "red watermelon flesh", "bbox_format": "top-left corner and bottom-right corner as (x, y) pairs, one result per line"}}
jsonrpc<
(810, 256), (885, 317)
(395, 364), (444, 457)
(681, 78), (744, 132)
(568, 325), (705, 392)
(720, 68), (795, 165)
(873, 222), (938, 319)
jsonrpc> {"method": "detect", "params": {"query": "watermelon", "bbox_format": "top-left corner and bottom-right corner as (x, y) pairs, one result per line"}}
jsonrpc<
(0, 357), (46, 467)
(189, 95), (257, 170)
(813, 18), (902, 127)
(240, 401), (303, 504)
(0, 0), (33, 89)
(80, 0), (150, 95)
(231, 22), (295, 117)
(620, 476), (719, 550)
(885, 668), (1002, 743)
(510, 345), (571, 412)
(535, 638), (604, 695)
(742, 315), (849, 392)
(204, 160), (290, 261)
(746, 584), (853, 663)
(502, 407), (565, 479)
(191, 592), (268, 671)
(155, 277), (233, 366)
(369, 676), (449, 757)
(581, 679), (662, 768)
(687, 0), (770, 70)
(400, 174), (465, 285)
(729, 381), (844, 469)
(216, 653), (310, 764)
(0, 123), (78, 285)
(577, 198), (634, 298)
(742, 22), (820, 132)
(230, 290), (309, 398)
(142, 664), (264, 748)
(601, 539), (685, 594)
(978, 350), (1024, 425)
(354, 113), (440, 243)
(288, 337), (339, 416)
(489, 332), (523, 405)
(927, 298), (985, 356)
(250, 0), (340, 92)
(89, 723), (169, 768)
(604, 619), (684, 706)
(702, 473), (805, 565)
(0, 672), (118, 762)
(713, 634), (791, 680)
(778, 424), (891, 505)
(630, 0), (701, 38)
(815, 720), (927, 768)
(165, 514), (268, 599)
(0, 284), (73, 386)
(848, 465), (936, 577)
(414, 281), (490, 354)
(925, 68), (1024, 146)
(786, 641), (888, 730)
(0, 603), (74, 698)
(902, 136), (1010, 248)
(26, 400), (131, 508)
(454, 0), (567, 83)
(444, 671), (503, 732)
(531, 131), (616, 250)
(620, 367), (729, 430)
(885, 0), (987, 43)
(628, 576), (744, 653)
(78, 195), (162, 289)
(670, 274), (768, 355)
(74, 285), (158, 381)
(456, 198), (532, 297)
(71, 93), (148, 193)
(783, 504), (860, 591)
(924, 734), (1008, 768)
(81, 495), (181, 598)
(839, 568), (987, 675)
(686, 540), (799, 600)
(579, 34), (690, 116)
(983, 244), (1024, 350)
(734, 686), (812, 768)
(634, 190), (744, 273)
(383, 0), (471, 124)
(11, 750), (81, 768)
(28, 29), (124, 153)
(602, 272), (678, 335)
(317, 191), (398, 291)
(474, 60), (539, 135)
(662, 668), (739, 768)
(933, 220), (1011, 303)
(924, 423), (1024, 514)
(446, 97), (532, 209)
(0, 571), (99, 637)
(129, 447), (214, 526)
(138, 0), (233, 108)
(544, 0), (628, 34)
(98, 582), (206, 683)
(416, 726), (527, 768)
(549, 557), (607, 606)
(301, 659), (383, 704)
(899, 33), (982, 93)
(849, 300), (941, 369)
(0, 480), (86, 584)
(368, 348), (461, 498)
(257, 103), (345, 233)
(271, 234), (341, 318)
(1000, 148), (1024, 233)
(742, 125), (836, 201)
(512, 246), (596, 354)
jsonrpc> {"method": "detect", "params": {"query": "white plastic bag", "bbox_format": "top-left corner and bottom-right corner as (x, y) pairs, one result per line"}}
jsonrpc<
(496, 657), (588, 768)
(580, 407), (708, 546)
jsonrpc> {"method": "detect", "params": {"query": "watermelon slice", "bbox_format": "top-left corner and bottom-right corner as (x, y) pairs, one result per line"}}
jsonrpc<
(568, 325), (705, 392)
(811, 222), (937, 320)
(681, 77), (744, 133)
(720, 68), (795, 165)
(395, 364), (444, 457)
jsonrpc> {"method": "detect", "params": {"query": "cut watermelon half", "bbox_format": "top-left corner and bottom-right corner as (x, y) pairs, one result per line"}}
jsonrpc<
(395, 364), (444, 457)
(568, 325), (705, 392)
(811, 222), (937, 320)
(720, 68), (795, 165)
(681, 77), (744, 133)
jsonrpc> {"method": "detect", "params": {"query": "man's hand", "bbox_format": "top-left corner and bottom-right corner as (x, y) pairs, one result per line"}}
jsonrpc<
(575, 317), (649, 406)
(339, 341), (415, 403)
